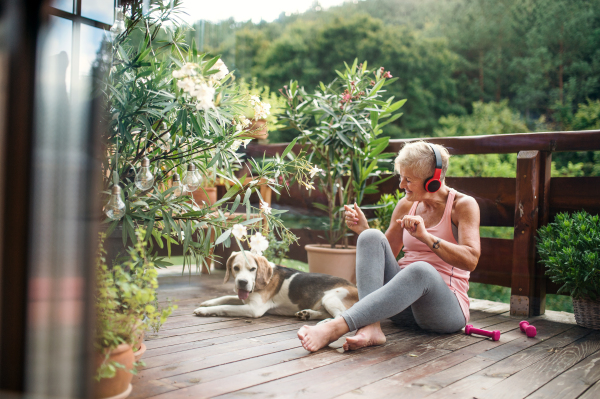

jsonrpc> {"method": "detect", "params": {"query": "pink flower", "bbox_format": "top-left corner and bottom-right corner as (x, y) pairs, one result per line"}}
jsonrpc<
(383, 71), (393, 79)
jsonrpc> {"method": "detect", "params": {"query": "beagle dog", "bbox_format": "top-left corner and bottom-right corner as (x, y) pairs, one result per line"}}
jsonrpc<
(193, 251), (358, 320)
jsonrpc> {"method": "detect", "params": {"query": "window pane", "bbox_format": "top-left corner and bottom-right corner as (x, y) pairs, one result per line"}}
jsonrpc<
(40, 16), (73, 94)
(81, 0), (115, 25)
(51, 0), (73, 13)
(79, 25), (106, 79)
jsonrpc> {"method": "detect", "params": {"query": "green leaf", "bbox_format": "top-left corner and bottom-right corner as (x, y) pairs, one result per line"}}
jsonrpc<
(215, 229), (231, 245)
(281, 137), (299, 158)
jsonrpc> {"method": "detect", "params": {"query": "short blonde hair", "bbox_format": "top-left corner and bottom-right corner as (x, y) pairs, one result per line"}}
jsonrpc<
(394, 141), (450, 181)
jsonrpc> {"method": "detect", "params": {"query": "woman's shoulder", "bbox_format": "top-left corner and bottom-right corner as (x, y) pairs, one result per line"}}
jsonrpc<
(452, 190), (480, 217)
(393, 195), (414, 217)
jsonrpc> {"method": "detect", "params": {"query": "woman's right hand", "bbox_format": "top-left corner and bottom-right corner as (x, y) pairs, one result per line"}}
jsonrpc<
(344, 203), (369, 234)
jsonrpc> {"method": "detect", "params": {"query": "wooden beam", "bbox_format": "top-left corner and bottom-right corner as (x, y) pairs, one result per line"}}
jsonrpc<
(534, 152), (552, 315)
(388, 130), (600, 155)
(248, 130), (600, 158)
(470, 238), (513, 287)
(510, 151), (541, 317)
(549, 176), (600, 218)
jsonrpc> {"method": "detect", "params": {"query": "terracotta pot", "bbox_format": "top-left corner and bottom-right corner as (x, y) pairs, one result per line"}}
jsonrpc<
(305, 244), (357, 284)
(133, 330), (145, 361)
(193, 186), (218, 206)
(94, 343), (134, 399)
(240, 118), (268, 140)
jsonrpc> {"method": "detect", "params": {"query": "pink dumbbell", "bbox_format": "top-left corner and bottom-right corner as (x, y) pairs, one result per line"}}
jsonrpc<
(519, 321), (537, 338)
(465, 324), (501, 341)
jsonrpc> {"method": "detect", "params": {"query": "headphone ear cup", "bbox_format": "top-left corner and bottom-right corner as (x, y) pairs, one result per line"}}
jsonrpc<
(426, 179), (441, 193)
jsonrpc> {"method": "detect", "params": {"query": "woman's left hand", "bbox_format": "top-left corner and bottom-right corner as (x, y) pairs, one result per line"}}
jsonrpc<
(398, 215), (428, 242)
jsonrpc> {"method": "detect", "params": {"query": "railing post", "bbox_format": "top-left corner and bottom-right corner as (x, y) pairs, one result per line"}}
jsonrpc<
(532, 151), (552, 315)
(510, 150), (542, 317)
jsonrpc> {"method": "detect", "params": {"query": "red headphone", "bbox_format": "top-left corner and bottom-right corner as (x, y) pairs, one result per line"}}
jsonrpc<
(424, 144), (443, 193)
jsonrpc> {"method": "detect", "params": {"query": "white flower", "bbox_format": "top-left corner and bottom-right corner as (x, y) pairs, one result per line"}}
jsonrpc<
(260, 201), (272, 215)
(253, 102), (271, 120)
(232, 224), (247, 239)
(213, 58), (229, 80)
(180, 231), (186, 241)
(305, 182), (315, 190)
(240, 116), (251, 128)
(230, 140), (242, 152)
(195, 84), (215, 110)
(250, 95), (261, 104)
(181, 63), (199, 76)
(242, 139), (252, 148)
(235, 123), (243, 133)
(172, 69), (184, 78)
(177, 77), (196, 93)
(309, 166), (324, 178)
(249, 232), (269, 256)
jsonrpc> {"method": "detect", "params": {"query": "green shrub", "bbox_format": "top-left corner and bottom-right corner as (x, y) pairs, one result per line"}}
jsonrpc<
(537, 211), (600, 300)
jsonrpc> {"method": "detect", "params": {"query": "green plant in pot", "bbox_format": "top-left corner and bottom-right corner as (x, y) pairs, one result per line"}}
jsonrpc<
(237, 78), (287, 141)
(537, 211), (600, 329)
(95, 229), (176, 398)
(279, 59), (404, 283)
(100, 1), (314, 273)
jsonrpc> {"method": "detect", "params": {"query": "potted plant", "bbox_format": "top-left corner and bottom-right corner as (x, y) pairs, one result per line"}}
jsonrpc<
(279, 60), (404, 283)
(237, 78), (286, 141)
(94, 229), (176, 398)
(100, 1), (315, 275)
(537, 211), (600, 329)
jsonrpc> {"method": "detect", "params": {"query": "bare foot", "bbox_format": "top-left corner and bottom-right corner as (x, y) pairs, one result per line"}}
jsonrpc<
(297, 318), (349, 352)
(342, 322), (386, 351)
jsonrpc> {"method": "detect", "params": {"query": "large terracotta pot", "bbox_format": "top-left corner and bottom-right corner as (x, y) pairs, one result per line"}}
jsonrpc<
(305, 244), (357, 284)
(240, 118), (268, 140)
(193, 186), (217, 206)
(133, 330), (146, 362)
(94, 343), (134, 399)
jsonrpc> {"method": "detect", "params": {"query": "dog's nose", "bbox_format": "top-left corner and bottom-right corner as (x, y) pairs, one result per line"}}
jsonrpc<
(238, 279), (248, 287)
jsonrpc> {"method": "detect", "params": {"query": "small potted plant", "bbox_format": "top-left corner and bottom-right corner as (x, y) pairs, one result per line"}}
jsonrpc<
(95, 230), (176, 398)
(236, 78), (285, 141)
(279, 59), (404, 283)
(537, 211), (600, 329)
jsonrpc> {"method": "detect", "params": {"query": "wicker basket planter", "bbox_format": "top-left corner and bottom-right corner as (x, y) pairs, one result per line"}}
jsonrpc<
(572, 297), (600, 330)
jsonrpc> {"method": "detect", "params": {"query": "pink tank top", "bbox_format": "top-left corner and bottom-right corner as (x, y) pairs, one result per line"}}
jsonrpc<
(397, 189), (470, 323)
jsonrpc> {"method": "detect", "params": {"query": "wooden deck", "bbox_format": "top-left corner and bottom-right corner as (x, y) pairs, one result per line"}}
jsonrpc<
(132, 267), (600, 399)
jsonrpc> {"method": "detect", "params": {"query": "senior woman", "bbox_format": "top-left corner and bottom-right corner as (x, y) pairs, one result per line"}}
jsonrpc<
(298, 141), (481, 352)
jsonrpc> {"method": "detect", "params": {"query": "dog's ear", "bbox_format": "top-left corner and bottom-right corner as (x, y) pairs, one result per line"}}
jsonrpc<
(224, 251), (238, 283)
(254, 254), (273, 290)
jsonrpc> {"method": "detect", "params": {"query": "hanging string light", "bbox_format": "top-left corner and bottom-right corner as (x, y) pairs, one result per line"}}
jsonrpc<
(182, 164), (201, 192)
(105, 185), (126, 220)
(110, 6), (126, 41)
(135, 157), (154, 191)
(171, 173), (183, 198)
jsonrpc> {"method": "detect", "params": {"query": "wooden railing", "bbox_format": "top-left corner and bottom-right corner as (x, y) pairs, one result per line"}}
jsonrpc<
(245, 130), (600, 317)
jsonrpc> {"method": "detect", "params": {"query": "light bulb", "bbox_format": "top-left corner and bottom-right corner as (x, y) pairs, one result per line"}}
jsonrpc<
(171, 173), (183, 198)
(135, 157), (154, 191)
(110, 7), (126, 41)
(105, 185), (126, 220)
(182, 164), (201, 192)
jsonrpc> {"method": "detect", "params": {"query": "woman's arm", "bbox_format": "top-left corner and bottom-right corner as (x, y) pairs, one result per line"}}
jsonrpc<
(400, 196), (481, 272)
(385, 198), (412, 258)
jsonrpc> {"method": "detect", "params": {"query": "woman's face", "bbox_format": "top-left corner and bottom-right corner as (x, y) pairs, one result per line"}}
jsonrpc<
(398, 168), (424, 201)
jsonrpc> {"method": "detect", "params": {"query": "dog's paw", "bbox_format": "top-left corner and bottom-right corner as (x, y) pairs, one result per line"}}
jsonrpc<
(295, 310), (312, 321)
(193, 307), (218, 317)
(198, 299), (219, 307)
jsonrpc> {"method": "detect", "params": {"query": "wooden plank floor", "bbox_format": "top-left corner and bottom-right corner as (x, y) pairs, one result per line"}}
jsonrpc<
(132, 267), (600, 399)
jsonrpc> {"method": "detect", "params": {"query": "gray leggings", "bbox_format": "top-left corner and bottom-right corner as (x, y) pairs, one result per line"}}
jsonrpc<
(340, 229), (466, 334)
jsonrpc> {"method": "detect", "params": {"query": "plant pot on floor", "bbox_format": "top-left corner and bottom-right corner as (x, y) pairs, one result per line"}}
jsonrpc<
(572, 297), (600, 330)
(133, 330), (146, 361)
(94, 343), (134, 399)
(305, 244), (356, 284)
(239, 118), (268, 140)
(193, 186), (217, 206)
